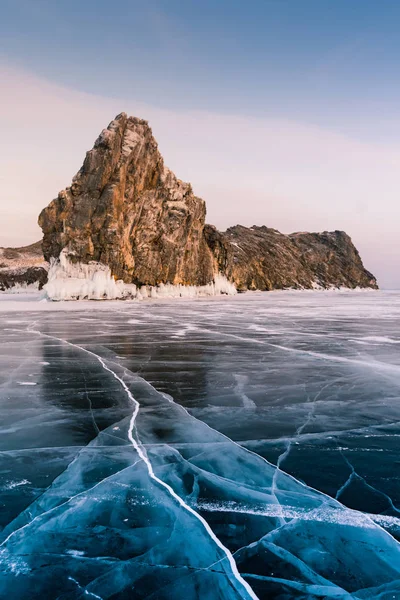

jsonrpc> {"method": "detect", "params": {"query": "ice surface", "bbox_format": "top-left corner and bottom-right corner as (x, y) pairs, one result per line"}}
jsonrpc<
(0, 291), (400, 598)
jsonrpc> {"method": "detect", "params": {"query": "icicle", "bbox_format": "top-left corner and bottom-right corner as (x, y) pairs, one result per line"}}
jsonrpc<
(44, 250), (237, 301)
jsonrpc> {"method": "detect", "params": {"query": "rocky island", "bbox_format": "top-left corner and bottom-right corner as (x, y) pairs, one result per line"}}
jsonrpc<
(0, 241), (48, 292)
(3, 113), (378, 297)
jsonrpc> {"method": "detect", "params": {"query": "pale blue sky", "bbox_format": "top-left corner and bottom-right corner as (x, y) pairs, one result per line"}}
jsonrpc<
(3, 0), (400, 137)
(1, 1), (400, 287)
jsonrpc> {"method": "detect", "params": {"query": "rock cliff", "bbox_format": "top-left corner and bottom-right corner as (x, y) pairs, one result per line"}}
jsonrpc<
(39, 113), (214, 287)
(37, 113), (378, 295)
(210, 226), (377, 291)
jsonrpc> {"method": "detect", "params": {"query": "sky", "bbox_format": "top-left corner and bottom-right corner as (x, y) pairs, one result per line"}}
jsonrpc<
(1, 0), (400, 288)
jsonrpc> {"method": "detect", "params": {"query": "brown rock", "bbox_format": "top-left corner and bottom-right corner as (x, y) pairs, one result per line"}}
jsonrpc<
(39, 113), (214, 286)
(38, 114), (378, 292)
(214, 226), (377, 291)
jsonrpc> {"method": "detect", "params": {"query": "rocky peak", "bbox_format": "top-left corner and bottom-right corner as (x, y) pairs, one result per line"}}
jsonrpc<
(38, 113), (378, 296)
(39, 113), (214, 286)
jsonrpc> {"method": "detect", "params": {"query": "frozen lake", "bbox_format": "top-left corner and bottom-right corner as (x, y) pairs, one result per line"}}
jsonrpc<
(1, 290), (400, 599)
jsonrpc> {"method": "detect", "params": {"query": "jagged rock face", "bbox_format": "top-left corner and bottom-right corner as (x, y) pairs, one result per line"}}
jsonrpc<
(39, 113), (214, 286)
(38, 113), (378, 292)
(0, 241), (48, 291)
(217, 226), (378, 291)
(289, 230), (377, 289)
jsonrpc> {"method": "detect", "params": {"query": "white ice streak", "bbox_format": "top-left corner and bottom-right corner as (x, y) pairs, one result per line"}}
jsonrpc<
(172, 323), (198, 338)
(2, 479), (30, 490)
(352, 336), (400, 345)
(44, 250), (236, 301)
(8, 325), (257, 600)
(197, 500), (400, 532)
(66, 550), (85, 557)
(233, 374), (256, 410)
(68, 575), (103, 600)
(199, 326), (400, 376)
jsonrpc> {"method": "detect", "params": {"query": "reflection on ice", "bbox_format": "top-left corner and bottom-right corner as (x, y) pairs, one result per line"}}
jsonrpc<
(0, 291), (400, 598)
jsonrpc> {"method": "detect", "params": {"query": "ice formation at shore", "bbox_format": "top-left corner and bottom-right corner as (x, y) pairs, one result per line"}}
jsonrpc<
(44, 250), (237, 301)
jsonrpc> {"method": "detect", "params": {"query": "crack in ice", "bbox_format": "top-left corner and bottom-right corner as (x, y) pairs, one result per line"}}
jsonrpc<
(137, 373), (400, 550)
(336, 451), (400, 515)
(4, 314), (400, 598)
(79, 362), (100, 436)
(5, 324), (259, 600)
(68, 575), (104, 600)
(0, 462), (141, 548)
(196, 499), (400, 531)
